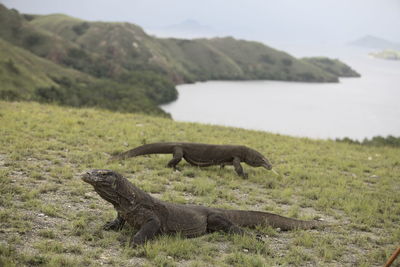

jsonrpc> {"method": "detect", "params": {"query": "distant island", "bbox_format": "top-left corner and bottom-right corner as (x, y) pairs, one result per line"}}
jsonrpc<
(370, 50), (400, 61)
(0, 4), (359, 116)
(350, 35), (400, 50)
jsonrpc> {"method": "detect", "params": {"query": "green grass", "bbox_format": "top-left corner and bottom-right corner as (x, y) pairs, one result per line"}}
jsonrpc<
(0, 101), (399, 266)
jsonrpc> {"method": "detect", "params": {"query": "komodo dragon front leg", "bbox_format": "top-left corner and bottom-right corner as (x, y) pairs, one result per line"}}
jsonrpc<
(129, 218), (161, 247)
(167, 146), (183, 170)
(103, 213), (126, 231)
(233, 157), (248, 178)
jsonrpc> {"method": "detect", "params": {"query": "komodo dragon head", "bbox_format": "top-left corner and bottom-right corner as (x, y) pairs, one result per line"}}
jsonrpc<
(81, 169), (125, 207)
(243, 148), (273, 170)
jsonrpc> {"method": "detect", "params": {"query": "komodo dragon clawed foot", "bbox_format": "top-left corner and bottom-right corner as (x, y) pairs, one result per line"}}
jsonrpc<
(103, 214), (126, 231)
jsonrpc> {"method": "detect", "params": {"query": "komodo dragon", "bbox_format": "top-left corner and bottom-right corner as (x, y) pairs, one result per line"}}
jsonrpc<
(110, 142), (273, 178)
(82, 169), (324, 247)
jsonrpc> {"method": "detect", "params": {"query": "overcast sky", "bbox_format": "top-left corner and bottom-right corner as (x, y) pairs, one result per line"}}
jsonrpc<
(2, 0), (399, 44)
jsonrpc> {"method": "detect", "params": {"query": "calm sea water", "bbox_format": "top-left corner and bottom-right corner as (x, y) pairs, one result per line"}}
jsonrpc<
(161, 46), (400, 140)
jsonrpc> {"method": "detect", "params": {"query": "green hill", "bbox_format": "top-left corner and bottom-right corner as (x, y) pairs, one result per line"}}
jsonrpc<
(302, 57), (361, 77)
(0, 101), (399, 266)
(28, 12), (356, 83)
(0, 4), (179, 115)
(0, 38), (171, 116)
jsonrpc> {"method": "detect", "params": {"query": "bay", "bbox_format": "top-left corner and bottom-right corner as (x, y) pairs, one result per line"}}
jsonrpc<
(161, 46), (400, 140)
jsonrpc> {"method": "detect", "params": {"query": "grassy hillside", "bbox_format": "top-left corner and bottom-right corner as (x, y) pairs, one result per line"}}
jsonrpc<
(203, 38), (340, 82)
(1, 101), (399, 266)
(28, 12), (357, 83)
(302, 57), (361, 78)
(0, 39), (171, 116)
(0, 38), (82, 99)
(0, 4), (177, 114)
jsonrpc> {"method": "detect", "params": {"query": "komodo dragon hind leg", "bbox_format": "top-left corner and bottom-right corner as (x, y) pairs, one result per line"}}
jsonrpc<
(167, 147), (183, 170)
(233, 157), (248, 178)
(130, 218), (161, 247)
(207, 213), (264, 242)
(103, 213), (126, 231)
(206, 213), (245, 235)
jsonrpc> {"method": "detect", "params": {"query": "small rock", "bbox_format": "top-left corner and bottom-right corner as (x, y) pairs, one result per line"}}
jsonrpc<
(368, 156), (372, 160)
(276, 228), (281, 232)
(243, 249), (249, 253)
(167, 256), (173, 260)
(370, 175), (379, 178)
(38, 213), (45, 217)
(123, 142), (129, 147)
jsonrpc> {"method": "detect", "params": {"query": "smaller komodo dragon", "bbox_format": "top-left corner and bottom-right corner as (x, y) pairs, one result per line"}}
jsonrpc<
(82, 169), (325, 247)
(110, 142), (273, 178)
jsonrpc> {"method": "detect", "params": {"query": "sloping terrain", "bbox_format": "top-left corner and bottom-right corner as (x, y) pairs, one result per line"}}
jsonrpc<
(0, 38), (170, 116)
(0, 4), (176, 115)
(0, 101), (399, 266)
(28, 11), (356, 83)
(302, 57), (361, 78)
(0, 38), (91, 99)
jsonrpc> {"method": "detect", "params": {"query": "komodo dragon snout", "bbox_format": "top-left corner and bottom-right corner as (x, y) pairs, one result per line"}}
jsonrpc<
(81, 169), (117, 185)
(244, 148), (273, 170)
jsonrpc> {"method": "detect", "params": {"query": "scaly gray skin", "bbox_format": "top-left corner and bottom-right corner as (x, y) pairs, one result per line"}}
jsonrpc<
(110, 142), (273, 178)
(82, 169), (324, 247)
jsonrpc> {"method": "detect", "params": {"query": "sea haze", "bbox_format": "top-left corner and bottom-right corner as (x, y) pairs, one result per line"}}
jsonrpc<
(161, 46), (400, 140)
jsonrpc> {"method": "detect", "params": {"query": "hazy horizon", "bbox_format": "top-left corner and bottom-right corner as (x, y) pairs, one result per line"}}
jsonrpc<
(1, 0), (399, 46)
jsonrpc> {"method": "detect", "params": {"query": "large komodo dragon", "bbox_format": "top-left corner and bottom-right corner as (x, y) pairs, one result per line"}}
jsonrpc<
(82, 169), (325, 247)
(110, 142), (273, 178)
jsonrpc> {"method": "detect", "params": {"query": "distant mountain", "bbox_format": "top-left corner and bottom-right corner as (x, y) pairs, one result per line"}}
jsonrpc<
(350, 35), (400, 50)
(156, 19), (218, 38)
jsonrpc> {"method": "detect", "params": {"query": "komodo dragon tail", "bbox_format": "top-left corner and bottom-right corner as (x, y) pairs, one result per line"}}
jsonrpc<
(222, 210), (325, 230)
(110, 143), (176, 161)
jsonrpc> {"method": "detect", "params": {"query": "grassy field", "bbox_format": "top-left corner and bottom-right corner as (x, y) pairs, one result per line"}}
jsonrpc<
(0, 101), (399, 266)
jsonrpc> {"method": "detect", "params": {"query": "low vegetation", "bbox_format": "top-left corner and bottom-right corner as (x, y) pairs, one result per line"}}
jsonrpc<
(370, 50), (400, 61)
(0, 38), (174, 116)
(1, 101), (399, 266)
(302, 57), (361, 77)
(336, 135), (400, 148)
